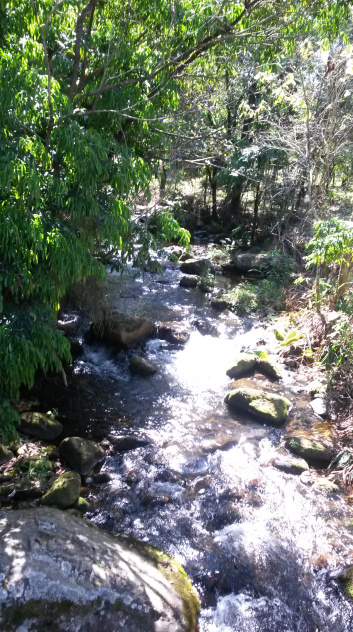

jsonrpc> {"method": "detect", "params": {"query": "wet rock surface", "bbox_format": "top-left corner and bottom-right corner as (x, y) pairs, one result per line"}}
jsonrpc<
(129, 355), (158, 376)
(91, 311), (156, 348)
(225, 387), (292, 425)
(41, 471), (81, 508)
(285, 436), (334, 465)
(59, 437), (105, 476)
(0, 507), (199, 632)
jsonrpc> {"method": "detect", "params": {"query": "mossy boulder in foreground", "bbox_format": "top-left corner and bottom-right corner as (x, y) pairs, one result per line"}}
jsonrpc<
(41, 471), (81, 508)
(0, 507), (200, 632)
(225, 387), (291, 426)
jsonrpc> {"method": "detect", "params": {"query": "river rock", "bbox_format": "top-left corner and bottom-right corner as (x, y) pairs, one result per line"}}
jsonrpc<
(192, 319), (219, 337)
(309, 398), (327, 417)
(232, 252), (273, 273)
(59, 437), (105, 475)
(0, 507), (200, 632)
(313, 478), (340, 493)
(180, 258), (215, 276)
(257, 357), (281, 379)
(226, 354), (257, 378)
(0, 444), (13, 465)
(107, 435), (151, 452)
(129, 356), (158, 376)
(272, 455), (309, 475)
(20, 412), (63, 441)
(157, 322), (190, 345)
(180, 275), (199, 288)
(225, 388), (291, 425)
(284, 436), (334, 465)
(91, 311), (156, 348)
(41, 471), (81, 508)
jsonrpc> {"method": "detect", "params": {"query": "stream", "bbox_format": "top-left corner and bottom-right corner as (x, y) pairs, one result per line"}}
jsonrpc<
(55, 252), (353, 631)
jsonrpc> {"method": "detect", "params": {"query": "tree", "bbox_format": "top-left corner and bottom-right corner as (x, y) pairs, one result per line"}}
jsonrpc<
(0, 0), (349, 439)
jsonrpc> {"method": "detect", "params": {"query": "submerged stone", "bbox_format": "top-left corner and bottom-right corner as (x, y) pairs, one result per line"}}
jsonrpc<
(225, 387), (291, 425)
(0, 507), (200, 632)
(129, 355), (158, 376)
(157, 322), (190, 345)
(59, 437), (105, 476)
(41, 471), (81, 508)
(20, 412), (63, 441)
(284, 436), (334, 465)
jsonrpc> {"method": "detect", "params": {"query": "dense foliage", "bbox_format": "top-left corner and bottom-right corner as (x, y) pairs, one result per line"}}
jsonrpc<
(0, 0), (350, 439)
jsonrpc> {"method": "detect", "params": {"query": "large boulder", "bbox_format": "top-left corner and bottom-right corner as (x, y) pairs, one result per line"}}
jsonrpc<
(284, 436), (334, 465)
(180, 258), (215, 276)
(41, 471), (81, 508)
(225, 387), (291, 426)
(20, 412), (63, 441)
(129, 356), (158, 376)
(59, 437), (105, 476)
(0, 507), (199, 632)
(232, 252), (273, 273)
(91, 311), (156, 348)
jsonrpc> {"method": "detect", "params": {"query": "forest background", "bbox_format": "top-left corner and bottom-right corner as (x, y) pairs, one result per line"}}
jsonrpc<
(1, 0), (352, 439)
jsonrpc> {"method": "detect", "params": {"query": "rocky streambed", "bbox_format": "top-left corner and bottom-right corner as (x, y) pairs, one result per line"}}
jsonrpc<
(1, 247), (353, 631)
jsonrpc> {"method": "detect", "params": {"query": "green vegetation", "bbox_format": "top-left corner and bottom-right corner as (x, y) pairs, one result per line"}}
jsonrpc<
(0, 0), (351, 439)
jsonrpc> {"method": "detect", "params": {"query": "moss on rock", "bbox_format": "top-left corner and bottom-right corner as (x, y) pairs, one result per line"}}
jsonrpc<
(225, 387), (291, 426)
(41, 471), (81, 508)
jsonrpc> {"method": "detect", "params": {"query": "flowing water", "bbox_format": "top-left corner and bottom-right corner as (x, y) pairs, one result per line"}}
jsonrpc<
(58, 254), (353, 631)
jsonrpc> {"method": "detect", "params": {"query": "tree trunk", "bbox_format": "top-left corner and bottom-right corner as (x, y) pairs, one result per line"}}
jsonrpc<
(251, 181), (261, 245)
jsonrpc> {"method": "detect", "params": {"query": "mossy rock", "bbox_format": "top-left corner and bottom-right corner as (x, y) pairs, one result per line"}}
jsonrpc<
(339, 567), (353, 600)
(180, 258), (215, 276)
(312, 478), (340, 493)
(257, 357), (281, 379)
(272, 455), (309, 475)
(284, 436), (334, 465)
(226, 354), (257, 378)
(59, 437), (105, 475)
(129, 355), (158, 376)
(41, 471), (81, 508)
(225, 387), (291, 426)
(180, 275), (199, 288)
(75, 496), (91, 513)
(20, 412), (63, 441)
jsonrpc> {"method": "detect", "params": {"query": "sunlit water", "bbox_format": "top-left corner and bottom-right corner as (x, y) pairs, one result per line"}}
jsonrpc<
(62, 256), (353, 631)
